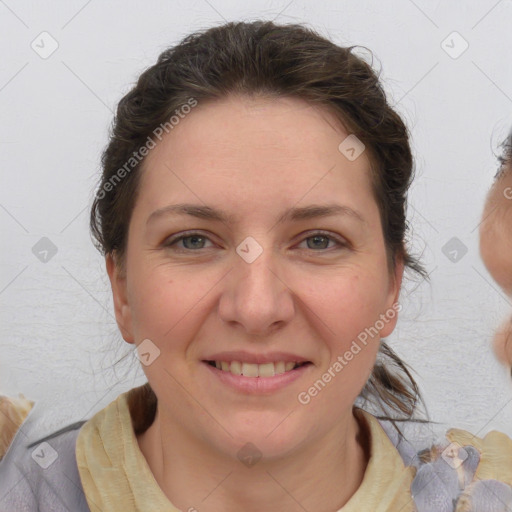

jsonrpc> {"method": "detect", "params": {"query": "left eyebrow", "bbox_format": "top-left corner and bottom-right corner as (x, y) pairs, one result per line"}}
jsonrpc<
(146, 203), (367, 227)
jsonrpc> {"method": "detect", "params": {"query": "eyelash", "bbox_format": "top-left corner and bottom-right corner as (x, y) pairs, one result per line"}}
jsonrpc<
(162, 230), (348, 253)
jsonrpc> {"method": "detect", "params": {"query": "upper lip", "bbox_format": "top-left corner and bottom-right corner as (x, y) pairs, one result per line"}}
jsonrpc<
(203, 351), (311, 365)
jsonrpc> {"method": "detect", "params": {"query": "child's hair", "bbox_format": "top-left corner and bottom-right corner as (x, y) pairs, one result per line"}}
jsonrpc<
(89, 20), (429, 434)
(496, 129), (512, 179)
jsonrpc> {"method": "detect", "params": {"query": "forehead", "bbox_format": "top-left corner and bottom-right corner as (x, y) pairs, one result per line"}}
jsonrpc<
(144, 95), (351, 164)
(136, 95), (376, 222)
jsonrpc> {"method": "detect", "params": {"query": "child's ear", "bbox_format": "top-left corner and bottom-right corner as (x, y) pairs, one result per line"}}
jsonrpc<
(105, 253), (134, 344)
(493, 317), (512, 369)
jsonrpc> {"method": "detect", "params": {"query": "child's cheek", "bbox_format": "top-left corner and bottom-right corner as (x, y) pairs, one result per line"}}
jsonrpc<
(480, 179), (512, 296)
(480, 167), (512, 370)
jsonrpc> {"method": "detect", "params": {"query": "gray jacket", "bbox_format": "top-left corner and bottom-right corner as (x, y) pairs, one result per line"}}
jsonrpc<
(0, 399), (89, 511)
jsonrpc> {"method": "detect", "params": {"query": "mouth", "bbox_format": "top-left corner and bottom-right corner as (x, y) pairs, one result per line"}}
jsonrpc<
(203, 360), (312, 378)
(202, 359), (314, 394)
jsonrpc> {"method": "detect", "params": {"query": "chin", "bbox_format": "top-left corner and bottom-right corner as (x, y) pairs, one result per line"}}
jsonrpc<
(242, 419), (316, 455)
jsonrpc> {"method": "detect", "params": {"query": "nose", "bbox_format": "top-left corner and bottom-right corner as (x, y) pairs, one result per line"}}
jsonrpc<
(218, 244), (295, 336)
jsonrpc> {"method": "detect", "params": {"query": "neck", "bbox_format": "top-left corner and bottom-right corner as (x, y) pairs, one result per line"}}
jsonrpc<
(137, 406), (370, 512)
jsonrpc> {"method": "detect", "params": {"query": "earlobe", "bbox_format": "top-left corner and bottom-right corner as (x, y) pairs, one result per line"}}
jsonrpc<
(105, 253), (134, 344)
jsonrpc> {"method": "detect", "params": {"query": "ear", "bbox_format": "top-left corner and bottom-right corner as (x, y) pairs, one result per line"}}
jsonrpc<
(379, 256), (404, 338)
(106, 253), (134, 344)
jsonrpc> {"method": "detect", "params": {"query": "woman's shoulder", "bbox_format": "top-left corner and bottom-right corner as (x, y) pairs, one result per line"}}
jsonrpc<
(378, 414), (512, 512)
(0, 397), (90, 511)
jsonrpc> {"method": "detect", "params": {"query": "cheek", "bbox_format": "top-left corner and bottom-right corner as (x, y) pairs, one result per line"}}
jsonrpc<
(127, 267), (192, 342)
(333, 274), (389, 352)
(480, 219), (512, 294)
(315, 271), (389, 332)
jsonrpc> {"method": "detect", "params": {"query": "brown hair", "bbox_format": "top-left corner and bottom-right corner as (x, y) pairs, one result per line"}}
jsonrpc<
(90, 20), (429, 435)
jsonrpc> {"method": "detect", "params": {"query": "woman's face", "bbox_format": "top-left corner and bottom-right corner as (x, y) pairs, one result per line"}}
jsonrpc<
(107, 95), (403, 459)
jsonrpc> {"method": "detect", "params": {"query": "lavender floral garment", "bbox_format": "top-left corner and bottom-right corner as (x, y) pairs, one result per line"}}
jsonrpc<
(379, 418), (512, 512)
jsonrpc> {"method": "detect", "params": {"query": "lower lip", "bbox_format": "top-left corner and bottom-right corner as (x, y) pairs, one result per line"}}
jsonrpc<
(202, 361), (312, 394)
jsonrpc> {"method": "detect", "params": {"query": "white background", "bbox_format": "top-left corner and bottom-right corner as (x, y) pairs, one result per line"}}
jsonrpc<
(1, 0), (511, 440)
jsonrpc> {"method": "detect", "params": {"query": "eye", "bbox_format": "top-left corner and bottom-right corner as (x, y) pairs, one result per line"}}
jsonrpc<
(163, 232), (215, 251)
(296, 231), (347, 251)
(162, 230), (347, 253)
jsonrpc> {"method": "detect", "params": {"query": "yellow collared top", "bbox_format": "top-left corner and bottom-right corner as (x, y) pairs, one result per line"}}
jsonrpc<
(75, 385), (512, 512)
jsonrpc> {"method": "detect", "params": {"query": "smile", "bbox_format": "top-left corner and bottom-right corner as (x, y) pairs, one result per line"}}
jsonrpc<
(202, 360), (313, 394)
(205, 360), (311, 377)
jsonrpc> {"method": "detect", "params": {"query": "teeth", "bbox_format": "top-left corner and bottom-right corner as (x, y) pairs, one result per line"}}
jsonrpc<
(275, 361), (285, 374)
(230, 361), (242, 375)
(257, 362), (274, 377)
(242, 362), (259, 377)
(285, 362), (295, 372)
(212, 360), (305, 377)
